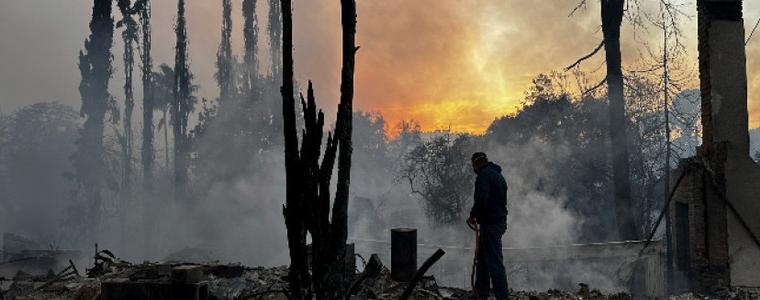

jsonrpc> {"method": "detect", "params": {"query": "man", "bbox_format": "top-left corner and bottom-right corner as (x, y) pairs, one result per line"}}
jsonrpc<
(467, 152), (508, 300)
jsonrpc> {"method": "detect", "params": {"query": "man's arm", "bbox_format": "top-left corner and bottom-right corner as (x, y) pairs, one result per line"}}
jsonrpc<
(469, 175), (489, 222)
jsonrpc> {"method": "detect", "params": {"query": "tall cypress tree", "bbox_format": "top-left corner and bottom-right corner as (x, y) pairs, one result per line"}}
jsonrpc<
(172, 0), (193, 197)
(263, 0), (283, 148)
(138, 0), (155, 189)
(73, 0), (114, 239)
(268, 0), (282, 80)
(216, 0), (234, 103)
(242, 0), (259, 96)
(118, 0), (139, 188)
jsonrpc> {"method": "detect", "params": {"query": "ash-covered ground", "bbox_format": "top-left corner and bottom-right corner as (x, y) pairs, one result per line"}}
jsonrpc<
(2, 250), (758, 300)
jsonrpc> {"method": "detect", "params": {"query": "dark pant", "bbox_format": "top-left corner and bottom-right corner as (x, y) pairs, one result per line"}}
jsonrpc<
(476, 222), (508, 300)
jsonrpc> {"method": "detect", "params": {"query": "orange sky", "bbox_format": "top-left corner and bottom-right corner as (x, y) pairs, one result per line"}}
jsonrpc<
(289, 0), (760, 134)
(2, 0), (760, 134)
(294, 0), (611, 134)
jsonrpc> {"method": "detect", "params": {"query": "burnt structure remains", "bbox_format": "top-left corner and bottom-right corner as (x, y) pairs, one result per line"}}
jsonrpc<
(668, 0), (760, 294)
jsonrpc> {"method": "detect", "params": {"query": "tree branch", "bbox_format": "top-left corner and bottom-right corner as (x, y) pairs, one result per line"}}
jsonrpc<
(569, 0), (587, 18)
(747, 15), (760, 45)
(565, 40), (605, 71)
(583, 76), (607, 96)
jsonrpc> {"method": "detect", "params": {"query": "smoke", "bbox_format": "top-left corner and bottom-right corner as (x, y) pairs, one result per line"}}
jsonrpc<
(343, 130), (612, 291)
(161, 150), (289, 266)
(0, 84), (661, 295)
(488, 138), (583, 248)
(344, 94), (641, 292)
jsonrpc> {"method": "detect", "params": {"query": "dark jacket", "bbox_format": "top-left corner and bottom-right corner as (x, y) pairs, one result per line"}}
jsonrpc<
(470, 162), (508, 225)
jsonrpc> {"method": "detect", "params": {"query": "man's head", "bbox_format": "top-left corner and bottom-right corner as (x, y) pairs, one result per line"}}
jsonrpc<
(471, 152), (488, 172)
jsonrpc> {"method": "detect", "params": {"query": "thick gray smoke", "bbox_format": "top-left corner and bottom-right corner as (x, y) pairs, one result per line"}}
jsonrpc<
(0, 98), (595, 291)
(4, 63), (741, 296)
(0, 92), (699, 294)
(489, 138), (582, 248)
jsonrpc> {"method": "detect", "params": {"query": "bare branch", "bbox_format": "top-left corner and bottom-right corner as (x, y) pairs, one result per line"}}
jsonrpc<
(746, 15), (760, 45)
(569, 0), (587, 18)
(565, 40), (605, 71)
(583, 76), (607, 96)
(626, 64), (664, 74)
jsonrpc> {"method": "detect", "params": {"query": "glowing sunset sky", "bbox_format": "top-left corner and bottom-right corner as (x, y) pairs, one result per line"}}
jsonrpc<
(1, 0), (759, 133)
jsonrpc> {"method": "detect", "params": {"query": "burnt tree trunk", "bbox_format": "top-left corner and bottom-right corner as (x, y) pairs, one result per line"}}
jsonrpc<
(329, 0), (356, 293)
(280, 0), (357, 298)
(279, 0), (309, 298)
(601, 0), (638, 240)
(302, 82), (337, 299)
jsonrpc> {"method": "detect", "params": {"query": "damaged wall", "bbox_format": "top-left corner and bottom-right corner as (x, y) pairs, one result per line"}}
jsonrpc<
(698, 0), (760, 288)
(670, 0), (760, 292)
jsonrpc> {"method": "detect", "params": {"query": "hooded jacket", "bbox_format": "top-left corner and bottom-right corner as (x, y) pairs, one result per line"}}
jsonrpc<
(469, 162), (508, 225)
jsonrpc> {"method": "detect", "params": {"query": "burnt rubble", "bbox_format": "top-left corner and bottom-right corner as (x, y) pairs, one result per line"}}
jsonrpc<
(2, 247), (758, 300)
(1, 233), (82, 281)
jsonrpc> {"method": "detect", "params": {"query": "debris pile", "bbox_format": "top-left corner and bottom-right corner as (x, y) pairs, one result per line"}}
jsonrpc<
(347, 264), (635, 300)
(668, 288), (760, 300)
(0, 242), (298, 300)
(1, 246), (758, 300)
(1, 233), (81, 280)
(205, 265), (290, 299)
(351, 267), (469, 300)
(1, 269), (100, 300)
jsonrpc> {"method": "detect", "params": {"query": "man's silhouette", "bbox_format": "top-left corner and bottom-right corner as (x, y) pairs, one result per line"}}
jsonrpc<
(467, 152), (508, 300)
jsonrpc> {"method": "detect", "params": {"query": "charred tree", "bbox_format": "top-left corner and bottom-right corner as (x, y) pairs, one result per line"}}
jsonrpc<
(601, 0), (638, 240)
(172, 0), (193, 197)
(138, 0), (154, 189)
(216, 0), (235, 104)
(301, 82), (338, 299)
(280, 0), (357, 298)
(279, 0), (308, 297)
(73, 0), (114, 240)
(330, 0), (357, 290)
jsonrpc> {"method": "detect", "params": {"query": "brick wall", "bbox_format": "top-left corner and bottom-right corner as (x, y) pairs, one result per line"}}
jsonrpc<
(670, 158), (730, 294)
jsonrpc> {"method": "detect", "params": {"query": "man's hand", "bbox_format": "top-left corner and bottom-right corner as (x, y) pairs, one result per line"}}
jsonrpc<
(467, 216), (477, 227)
